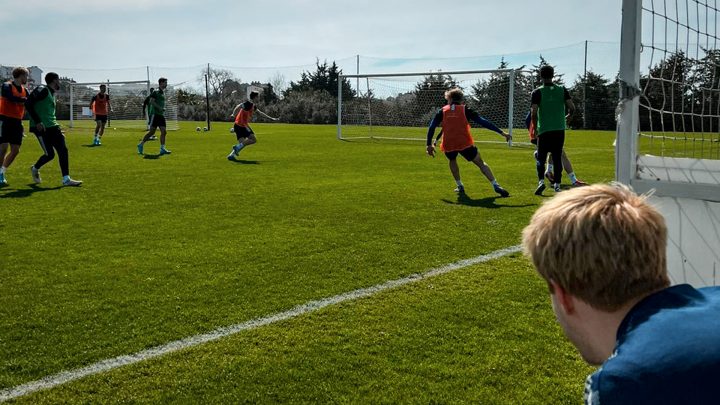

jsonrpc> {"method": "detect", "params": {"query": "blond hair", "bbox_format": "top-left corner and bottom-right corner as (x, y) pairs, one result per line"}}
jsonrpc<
(522, 183), (670, 311)
(445, 87), (464, 102)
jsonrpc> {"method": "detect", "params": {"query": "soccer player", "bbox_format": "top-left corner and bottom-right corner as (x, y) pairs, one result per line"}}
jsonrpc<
(522, 183), (720, 404)
(426, 87), (511, 197)
(137, 78), (169, 155)
(89, 84), (111, 145)
(26, 72), (82, 186)
(0, 67), (29, 186)
(226, 90), (278, 161)
(142, 87), (156, 136)
(531, 65), (575, 195)
(525, 111), (587, 187)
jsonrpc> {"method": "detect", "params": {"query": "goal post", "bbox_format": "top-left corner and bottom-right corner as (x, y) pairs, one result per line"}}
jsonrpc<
(617, 0), (720, 286)
(337, 69), (532, 146)
(69, 80), (180, 130)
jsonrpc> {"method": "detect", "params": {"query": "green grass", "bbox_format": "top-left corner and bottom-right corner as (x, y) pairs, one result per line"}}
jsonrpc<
(0, 123), (613, 403)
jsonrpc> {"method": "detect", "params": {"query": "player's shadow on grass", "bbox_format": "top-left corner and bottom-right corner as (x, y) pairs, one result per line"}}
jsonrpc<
(228, 159), (259, 165)
(442, 193), (535, 209)
(143, 153), (161, 160)
(82, 144), (101, 148)
(0, 184), (64, 199)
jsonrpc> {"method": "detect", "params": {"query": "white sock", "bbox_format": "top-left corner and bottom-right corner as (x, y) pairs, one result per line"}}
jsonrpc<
(0, 166), (6, 174)
(236, 143), (245, 151)
(491, 179), (499, 187)
(63, 175), (70, 181)
(568, 172), (578, 183)
(539, 180), (544, 185)
(160, 144), (166, 149)
(455, 179), (463, 187)
(547, 164), (554, 174)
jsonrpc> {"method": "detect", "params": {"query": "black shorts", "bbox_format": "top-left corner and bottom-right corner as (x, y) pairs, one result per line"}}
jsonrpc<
(150, 115), (166, 128)
(0, 117), (25, 145)
(445, 145), (478, 161)
(95, 115), (108, 123)
(234, 125), (254, 140)
(530, 138), (538, 145)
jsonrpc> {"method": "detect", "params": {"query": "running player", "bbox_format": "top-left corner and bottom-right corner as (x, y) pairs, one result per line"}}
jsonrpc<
(89, 84), (111, 145)
(0, 67), (29, 186)
(426, 87), (511, 197)
(26, 72), (82, 186)
(226, 91), (278, 161)
(525, 111), (587, 187)
(531, 65), (575, 194)
(137, 79), (169, 155)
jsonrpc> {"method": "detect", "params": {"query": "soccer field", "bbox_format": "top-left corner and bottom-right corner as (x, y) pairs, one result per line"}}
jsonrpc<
(0, 123), (614, 403)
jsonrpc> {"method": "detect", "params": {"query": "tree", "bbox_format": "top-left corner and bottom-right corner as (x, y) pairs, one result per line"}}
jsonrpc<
(569, 70), (617, 130)
(269, 72), (287, 99)
(283, 59), (355, 100)
(202, 67), (240, 99)
(411, 73), (457, 124)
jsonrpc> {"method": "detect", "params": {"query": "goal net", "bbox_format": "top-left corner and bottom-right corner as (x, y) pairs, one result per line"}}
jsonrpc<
(69, 80), (179, 130)
(617, 0), (720, 286)
(337, 69), (533, 146)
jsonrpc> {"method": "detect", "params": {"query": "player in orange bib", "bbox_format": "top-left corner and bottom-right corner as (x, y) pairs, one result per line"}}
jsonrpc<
(0, 67), (29, 186)
(89, 84), (111, 146)
(426, 87), (511, 197)
(226, 90), (278, 161)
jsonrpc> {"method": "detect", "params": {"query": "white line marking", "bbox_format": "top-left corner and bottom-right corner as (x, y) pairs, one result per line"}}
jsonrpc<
(0, 245), (522, 402)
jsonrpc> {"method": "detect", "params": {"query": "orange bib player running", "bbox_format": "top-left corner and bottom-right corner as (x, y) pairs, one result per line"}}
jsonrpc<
(226, 90), (278, 161)
(426, 87), (512, 197)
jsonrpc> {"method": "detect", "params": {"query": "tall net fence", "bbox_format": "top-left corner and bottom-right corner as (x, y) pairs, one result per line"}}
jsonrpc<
(12, 41), (621, 128)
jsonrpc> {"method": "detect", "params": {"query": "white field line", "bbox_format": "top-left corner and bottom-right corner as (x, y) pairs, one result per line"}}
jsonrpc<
(0, 245), (522, 402)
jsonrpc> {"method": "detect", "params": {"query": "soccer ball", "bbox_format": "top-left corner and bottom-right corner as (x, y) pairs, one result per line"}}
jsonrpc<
(196, 127), (201, 132)
(203, 127), (208, 132)
(230, 127), (235, 133)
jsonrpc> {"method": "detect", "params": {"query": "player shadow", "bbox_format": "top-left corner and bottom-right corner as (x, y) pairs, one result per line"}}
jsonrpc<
(442, 193), (534, 209)
(228, 159), (259, 165)
(0, 184), (64, 199)
(82, 143), (102, 148)
(143, 153), (162, 160)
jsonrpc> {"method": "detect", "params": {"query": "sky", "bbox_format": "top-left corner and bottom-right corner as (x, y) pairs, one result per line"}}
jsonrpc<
(1, 0), (624, 87)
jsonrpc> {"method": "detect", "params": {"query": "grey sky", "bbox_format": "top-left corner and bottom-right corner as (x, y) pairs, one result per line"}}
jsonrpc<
(2, 0), (623, 84)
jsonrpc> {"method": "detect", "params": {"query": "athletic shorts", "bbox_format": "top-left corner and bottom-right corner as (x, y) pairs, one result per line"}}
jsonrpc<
(150, 115), (166, 128)
(233, 125), (254, 140)
(0, 117), (25, 145)
(444, 145), (478, 161)
(530, 138), (538, 145)
(95, 115), (108, 123)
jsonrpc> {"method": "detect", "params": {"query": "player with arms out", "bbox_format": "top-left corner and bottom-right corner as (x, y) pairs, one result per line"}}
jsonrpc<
(26, 72), (82, 186)
(89, 84), (111, 146)
(0, 67), (30, 186)
(137, 78), (169, 155)
(426, 87), (511, 197)
(226, 90), (278, 161)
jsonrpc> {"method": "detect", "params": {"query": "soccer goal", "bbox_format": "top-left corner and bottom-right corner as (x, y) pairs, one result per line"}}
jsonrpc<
(337, 69), (533, 146)
(617, 0), (720, 286)
(69, 80), (180, 130)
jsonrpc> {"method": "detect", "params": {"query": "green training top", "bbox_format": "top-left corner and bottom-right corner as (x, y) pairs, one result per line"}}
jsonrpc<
(29, 86), (59, 129)
(150, 89), (165, 116)
(537, 84), (567, 135)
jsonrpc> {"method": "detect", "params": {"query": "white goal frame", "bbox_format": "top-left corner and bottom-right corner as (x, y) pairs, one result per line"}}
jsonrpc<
(337, 69), (527, 145)
(617, 0), (720, 286)
(69, 80), (150, 129)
